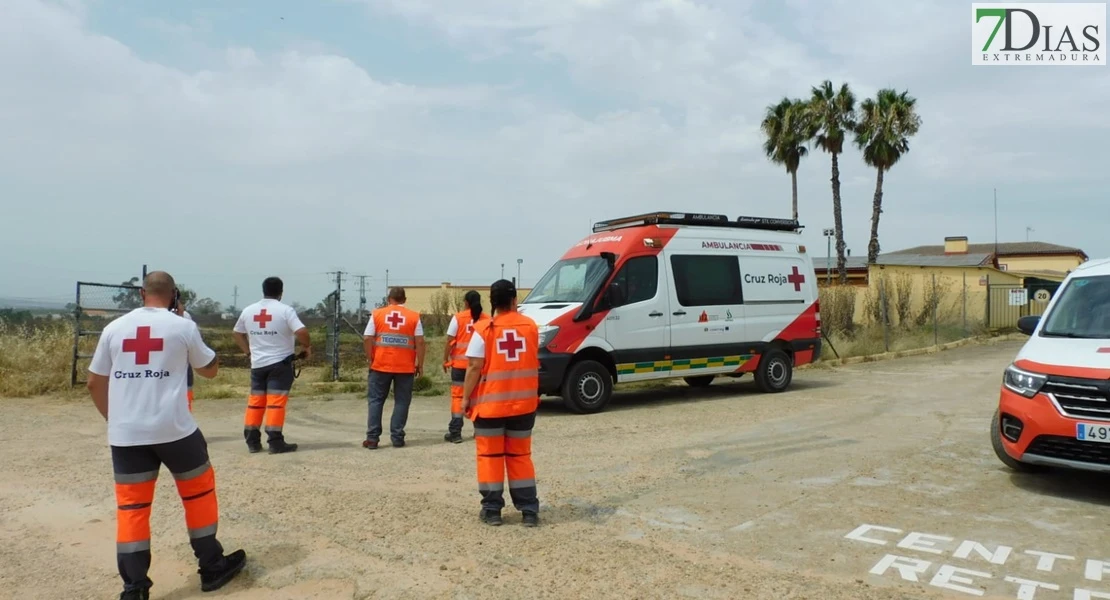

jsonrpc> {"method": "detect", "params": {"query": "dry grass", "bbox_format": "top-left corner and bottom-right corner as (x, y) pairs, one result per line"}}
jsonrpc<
(1, 314), (991, 400)
(0, 320), (78, 398)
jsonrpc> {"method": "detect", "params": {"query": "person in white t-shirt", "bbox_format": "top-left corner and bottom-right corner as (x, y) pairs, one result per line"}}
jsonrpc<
(86, 271), (246, 599)
(232, 276), (311, 454)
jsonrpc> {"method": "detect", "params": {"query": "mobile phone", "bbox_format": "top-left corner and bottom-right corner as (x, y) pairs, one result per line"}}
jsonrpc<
(168, 288), (180, 312)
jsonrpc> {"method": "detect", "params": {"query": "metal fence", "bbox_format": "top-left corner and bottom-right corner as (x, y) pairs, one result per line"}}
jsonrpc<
(986, 280), (1060, 329)
(71, 281), (140, 386)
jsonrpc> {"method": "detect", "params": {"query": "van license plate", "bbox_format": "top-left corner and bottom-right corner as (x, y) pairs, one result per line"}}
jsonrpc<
(1076, 423), (1110, 443)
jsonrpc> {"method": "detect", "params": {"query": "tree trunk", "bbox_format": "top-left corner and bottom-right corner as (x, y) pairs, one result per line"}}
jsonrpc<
(790, 169), (799, 222)
(868, 167), (885, 264)
(831, 152), (847, 284)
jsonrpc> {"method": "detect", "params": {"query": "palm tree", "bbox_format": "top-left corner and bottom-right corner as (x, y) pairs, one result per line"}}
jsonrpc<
(808, 80), (857, 284)
(855, 89), (922, 264)
(760, 97), (815, 221)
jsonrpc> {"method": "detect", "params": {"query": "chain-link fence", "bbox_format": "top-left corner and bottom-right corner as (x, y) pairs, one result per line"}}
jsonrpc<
(71, 281), (140, 385)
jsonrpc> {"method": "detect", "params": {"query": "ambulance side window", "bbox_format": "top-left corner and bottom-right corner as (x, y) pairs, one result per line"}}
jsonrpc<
(610, 256), (658, 307)
(669, 254), (743, 306)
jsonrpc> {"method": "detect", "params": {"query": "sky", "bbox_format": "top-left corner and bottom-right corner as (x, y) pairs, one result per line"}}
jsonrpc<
(2, 0), (1107, 309)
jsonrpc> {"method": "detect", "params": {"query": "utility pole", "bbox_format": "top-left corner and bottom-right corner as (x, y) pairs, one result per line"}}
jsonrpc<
(356, 275), (368, 323)
(1026, 226), (1034, 242)
(325, 271), (345, 381)
(231, 285), (239, 311)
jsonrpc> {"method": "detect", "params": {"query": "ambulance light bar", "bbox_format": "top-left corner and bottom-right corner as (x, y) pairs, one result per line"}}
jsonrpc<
(592, 211), (802, 233)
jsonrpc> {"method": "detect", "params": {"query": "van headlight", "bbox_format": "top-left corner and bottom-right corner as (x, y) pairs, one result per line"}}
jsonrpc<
(1003, 364), (1047, 398)
(538, 325), (559, 348)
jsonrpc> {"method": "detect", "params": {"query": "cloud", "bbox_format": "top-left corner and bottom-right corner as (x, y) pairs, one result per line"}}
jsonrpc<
(2, 0), (1108, 304)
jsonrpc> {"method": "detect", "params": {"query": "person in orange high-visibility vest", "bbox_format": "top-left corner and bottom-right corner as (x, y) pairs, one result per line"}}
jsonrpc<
(461, 279), (540, 527)
(441, 290), (488, 443)
(363, 286), (426, 449)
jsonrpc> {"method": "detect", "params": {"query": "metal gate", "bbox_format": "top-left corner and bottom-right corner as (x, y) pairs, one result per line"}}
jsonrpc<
(987, 279), (1061, 330)
(71, 281), (140, 386)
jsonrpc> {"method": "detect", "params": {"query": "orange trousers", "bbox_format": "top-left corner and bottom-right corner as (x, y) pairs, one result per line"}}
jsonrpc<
(472, 411), (539, 513)
(111, 428), (225, 592)
(244, 360), (295, 444)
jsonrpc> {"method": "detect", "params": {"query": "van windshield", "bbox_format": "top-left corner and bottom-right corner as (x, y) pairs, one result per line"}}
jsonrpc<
(1040, 275), (1110, 339)
(522, 256), (610, 304)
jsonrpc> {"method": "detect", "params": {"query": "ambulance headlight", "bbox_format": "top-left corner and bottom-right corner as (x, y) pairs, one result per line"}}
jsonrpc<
(538, 326), (560, 349)
(1003, 364), (1046, 398)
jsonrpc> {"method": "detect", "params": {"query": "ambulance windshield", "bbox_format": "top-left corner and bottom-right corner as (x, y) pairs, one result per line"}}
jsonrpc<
(523, 256), (610, 304)
(1040, 275), (1110, 339)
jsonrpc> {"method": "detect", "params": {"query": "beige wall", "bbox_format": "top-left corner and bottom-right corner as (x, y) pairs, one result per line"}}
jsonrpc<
(398, 284), (534, 314)
(819, 264), (1022, 330)
(997, 255), (1085, 274)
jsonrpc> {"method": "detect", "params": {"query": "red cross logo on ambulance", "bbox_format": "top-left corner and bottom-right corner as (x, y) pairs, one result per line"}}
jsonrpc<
(742, 266), (807, 292)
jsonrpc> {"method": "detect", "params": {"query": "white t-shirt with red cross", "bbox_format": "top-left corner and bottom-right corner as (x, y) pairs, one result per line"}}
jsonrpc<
(88, 307), (216, 447)
(234, 299), (306, 369)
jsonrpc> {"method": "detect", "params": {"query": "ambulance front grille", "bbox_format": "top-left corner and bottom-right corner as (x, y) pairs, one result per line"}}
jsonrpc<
(1043, 376), (1110, 421)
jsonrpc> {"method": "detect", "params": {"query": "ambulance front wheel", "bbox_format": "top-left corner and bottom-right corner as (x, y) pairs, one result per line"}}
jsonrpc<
(754, 348), (793, 393)
(562, 360), (613, 414)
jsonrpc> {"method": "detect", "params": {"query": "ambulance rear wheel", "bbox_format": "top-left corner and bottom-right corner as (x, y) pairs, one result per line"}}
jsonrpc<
(562, 360), (612, 414)
(755, 348), (792, 393)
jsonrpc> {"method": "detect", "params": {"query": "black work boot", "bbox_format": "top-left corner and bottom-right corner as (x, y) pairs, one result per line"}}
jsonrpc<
(268, 438), (298, 454)
(244, 429), (262, 454)
(119, 589), (150, 600)
(444, 431), (463, 443)
(199, 548), (247, 592)
(522, 512), (539, 527)
(479, 509), (502, 526)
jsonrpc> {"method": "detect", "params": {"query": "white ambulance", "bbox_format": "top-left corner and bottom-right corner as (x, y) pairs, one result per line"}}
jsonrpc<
(518, 211), (822, 414)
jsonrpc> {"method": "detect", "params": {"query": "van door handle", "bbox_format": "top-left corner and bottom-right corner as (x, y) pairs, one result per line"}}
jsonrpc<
(673, 310), (686, 316)
(649, 311), (664, 317)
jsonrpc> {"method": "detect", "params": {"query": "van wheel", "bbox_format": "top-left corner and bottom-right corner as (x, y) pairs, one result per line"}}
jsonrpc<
(755, 349), (792, 393)
(991, 410), (1043, 473)
(683, 375), (715, 387)
(562, 360), (613, 414)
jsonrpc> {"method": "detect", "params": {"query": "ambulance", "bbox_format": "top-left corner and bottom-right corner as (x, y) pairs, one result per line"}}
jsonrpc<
(518, 211), (821, 414)
(992, 257), (1110, 473)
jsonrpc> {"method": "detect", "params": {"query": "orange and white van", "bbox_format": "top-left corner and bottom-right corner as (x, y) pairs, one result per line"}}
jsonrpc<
(992, 257), (1110, 473)
(518, 211), (821, 414)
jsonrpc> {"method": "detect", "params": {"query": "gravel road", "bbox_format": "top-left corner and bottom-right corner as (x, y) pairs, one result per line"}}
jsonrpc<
(3, 339), (1109, 600)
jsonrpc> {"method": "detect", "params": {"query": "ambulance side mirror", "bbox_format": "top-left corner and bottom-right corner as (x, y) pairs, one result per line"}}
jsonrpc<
(1017, 315), (1040, 336)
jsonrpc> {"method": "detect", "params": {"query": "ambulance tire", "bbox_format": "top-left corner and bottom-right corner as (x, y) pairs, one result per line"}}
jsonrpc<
(683, 375), (715, 387)
(990, 410), (1043, 473)
(754, 348), (792, 393)
(562, 360), (613, 414)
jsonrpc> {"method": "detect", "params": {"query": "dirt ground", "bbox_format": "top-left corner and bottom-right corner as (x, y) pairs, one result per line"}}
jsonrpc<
(4, 339), (1110, 600)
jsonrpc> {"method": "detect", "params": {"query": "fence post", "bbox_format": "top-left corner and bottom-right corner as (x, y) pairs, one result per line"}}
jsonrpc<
(71, 281), (81, 387)
(985, 274), (991, 331)
(962, 272), (967, 336)
(933, 273), (939, 346)
(879, 277), (890, 353)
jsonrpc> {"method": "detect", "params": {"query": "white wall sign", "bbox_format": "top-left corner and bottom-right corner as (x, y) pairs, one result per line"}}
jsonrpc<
(1009, 288), (1029, 306)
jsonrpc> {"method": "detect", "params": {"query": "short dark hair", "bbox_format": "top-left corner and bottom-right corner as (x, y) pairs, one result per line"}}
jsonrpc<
(489, 279), (517, 311)
(388, 286), (406, 302)
(262, 277), (283, 298)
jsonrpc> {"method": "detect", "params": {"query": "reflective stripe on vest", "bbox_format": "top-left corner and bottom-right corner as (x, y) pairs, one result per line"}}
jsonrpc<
(370, 305), (419, 373)
(472, 313), (539, 418)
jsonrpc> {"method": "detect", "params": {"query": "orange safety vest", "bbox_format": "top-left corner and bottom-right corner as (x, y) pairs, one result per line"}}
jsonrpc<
(449, 309), (489, 370)
(370, 304), (420, 373)
(468, 311), (540, 419)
